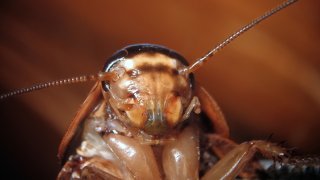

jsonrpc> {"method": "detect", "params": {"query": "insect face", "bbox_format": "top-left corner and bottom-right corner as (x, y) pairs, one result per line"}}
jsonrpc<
(102, 44), (193, 135)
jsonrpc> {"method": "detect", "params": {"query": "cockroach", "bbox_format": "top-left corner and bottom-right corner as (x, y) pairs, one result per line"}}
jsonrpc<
(0, 0), (299, 179)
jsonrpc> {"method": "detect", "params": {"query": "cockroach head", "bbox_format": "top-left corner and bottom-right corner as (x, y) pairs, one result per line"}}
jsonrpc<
(101, 44), (195, 135)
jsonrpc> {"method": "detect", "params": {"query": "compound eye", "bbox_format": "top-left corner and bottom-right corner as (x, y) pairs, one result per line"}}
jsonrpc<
(164, 95), (182, 127)
(125, 105), (147, 128)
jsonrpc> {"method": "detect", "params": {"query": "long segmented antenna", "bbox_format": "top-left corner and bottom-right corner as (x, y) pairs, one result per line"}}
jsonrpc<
(0, 72), (116, 100)
(184, 0), (298, 74)
(1, 0), (297, 100)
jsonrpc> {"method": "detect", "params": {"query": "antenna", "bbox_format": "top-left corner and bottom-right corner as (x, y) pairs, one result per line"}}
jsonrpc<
(183, 0), (298, 74)
(1, 0), (298, 100)
(0, 72), (116, 100)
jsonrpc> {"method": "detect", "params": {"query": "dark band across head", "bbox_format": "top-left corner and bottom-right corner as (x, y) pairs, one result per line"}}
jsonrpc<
(101, 44), (194, 92)
(103, 44), (190, 72)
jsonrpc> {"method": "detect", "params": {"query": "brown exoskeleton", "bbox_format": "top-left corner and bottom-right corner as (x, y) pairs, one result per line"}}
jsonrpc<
(0, 0), (298, 179)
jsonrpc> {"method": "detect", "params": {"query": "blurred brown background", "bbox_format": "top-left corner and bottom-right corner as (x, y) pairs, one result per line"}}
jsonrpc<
(0, 0), (319, 179)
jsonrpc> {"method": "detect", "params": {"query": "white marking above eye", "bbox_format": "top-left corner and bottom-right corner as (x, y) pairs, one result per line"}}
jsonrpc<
(123, 59), (135, 69)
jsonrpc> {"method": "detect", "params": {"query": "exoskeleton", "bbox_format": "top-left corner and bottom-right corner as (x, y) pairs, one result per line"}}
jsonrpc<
(55, 43), (288, 180)
(0, 0), (299, 179)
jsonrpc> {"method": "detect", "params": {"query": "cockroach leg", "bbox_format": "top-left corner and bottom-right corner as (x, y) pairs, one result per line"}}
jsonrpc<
(202, 140), (287, 180)
(103, 134), (162, 180)
(181, 96), (201, 121)
(57, 156), (81, 179)
(81, 157), (124, 180)
(162, 124), (200, 180)
(57, 156), (124, 180)
(205, 134), (260, 178)
(206, 134), (238, 158)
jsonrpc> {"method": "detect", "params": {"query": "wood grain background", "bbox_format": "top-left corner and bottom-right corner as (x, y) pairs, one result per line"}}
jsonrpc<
(0, 0), (319, 179)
